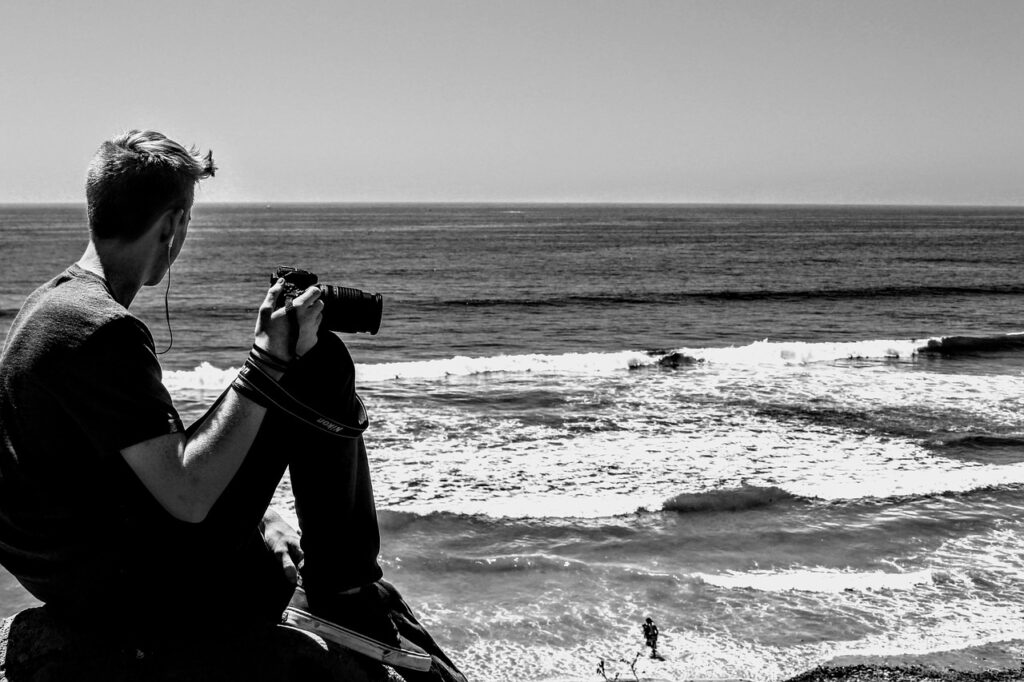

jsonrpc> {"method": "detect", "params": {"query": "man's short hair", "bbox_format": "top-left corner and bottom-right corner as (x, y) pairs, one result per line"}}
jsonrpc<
(86, 130), (216, 241)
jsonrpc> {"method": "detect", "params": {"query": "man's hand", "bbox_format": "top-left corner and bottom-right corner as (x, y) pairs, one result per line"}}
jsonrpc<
(261, 508), (303, 585)
(255, 279), (324, 361)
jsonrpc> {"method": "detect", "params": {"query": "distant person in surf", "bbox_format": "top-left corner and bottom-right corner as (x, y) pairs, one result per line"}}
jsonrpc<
(0, 130), (464, 681)
(642, 617), (659, 658)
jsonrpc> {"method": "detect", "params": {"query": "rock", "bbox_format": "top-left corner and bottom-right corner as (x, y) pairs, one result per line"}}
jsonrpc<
(657, 352), (699, 368)
(0, 607), (407, 682)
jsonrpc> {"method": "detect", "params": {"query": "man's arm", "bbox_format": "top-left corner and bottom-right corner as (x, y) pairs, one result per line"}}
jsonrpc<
(121, 281), (323, 523)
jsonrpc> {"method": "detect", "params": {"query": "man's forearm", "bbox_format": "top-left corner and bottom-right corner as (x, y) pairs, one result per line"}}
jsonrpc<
(173, 362), (285, 519)
(180, 387), (272, 514)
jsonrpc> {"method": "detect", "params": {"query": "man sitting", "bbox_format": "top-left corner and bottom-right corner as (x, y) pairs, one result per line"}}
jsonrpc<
(0, 129), (464, 681)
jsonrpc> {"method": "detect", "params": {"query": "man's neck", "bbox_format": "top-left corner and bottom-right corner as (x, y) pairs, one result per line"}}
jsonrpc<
(77, 241), (147, 308)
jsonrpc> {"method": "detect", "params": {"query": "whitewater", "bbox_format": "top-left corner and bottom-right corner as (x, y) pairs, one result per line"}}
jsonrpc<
(164, 334), (1024, 517)
(155, 333), (1024, 680)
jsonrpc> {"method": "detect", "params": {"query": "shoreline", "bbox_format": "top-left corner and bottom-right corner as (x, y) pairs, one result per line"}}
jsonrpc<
(784, 640), (1024, 682)
(2, 597), (1022, 681)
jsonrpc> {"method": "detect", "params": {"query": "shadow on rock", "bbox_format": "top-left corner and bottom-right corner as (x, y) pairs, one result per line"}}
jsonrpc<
(0, 607), (405, 682)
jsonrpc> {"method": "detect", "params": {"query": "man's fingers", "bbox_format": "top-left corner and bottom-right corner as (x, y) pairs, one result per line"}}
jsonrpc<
(264, 279), (286, 305)
(277, 548), (298, 584)
(259, 279), (286, 321)
(292, 285), (321, 307)
(288, 541), (305, 568)
(308, 299), (325, 321)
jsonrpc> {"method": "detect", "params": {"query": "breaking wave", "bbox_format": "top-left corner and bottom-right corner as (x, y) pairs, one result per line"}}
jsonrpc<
(160, 331), (1024, 389)
(162, 337), (947, 389)
(918, 332), (1024, 356)
(163, 361), (237, 392)
(930, 433), (1024, 450)
(662, 485), (800, 514)
(699, 567), (936, 594)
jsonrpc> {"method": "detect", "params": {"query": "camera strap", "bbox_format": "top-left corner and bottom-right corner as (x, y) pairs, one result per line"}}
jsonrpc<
(284, 299), (300, 360)
(232, 359), (368, 439)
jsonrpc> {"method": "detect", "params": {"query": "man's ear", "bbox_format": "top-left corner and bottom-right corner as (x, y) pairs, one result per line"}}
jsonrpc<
(158, 209), (183, 244)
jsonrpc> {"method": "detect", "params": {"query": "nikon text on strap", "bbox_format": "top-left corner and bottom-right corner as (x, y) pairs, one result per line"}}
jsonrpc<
(232, 359), (368, 439)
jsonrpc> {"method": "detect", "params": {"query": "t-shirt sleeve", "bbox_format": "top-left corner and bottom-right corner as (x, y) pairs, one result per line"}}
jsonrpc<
(54, 316), (184, 457)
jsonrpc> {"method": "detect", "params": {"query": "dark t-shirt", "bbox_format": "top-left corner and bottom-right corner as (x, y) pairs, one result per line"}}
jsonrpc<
(0, 264), (183, 606)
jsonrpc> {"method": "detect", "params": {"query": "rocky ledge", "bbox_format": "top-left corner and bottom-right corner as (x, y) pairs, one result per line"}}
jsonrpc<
(0, 606), (407, 682)
(784, 642), (1024, 682)
(785, 664), (1024, 681)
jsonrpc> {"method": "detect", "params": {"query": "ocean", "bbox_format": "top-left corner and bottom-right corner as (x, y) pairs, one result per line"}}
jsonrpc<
(2, 203), (1024, 681)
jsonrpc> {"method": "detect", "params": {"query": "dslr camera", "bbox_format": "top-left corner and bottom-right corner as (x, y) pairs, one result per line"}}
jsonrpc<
(272, 266), (382, 335)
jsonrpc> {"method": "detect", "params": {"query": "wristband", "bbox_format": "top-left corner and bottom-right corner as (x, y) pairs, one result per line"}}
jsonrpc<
(250, 344), (291, 373)
(232, 359), (368, 439)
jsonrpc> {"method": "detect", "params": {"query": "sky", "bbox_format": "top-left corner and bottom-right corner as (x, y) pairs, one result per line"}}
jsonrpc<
(1, 1), (1022, 205)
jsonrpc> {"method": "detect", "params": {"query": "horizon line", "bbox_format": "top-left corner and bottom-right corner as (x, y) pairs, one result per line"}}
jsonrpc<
(2, 200), (1023, 210)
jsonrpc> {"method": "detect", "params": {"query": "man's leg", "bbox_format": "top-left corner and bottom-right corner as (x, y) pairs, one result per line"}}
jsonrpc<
(278, 331), (383, 593)
(277, 332), (466, 681)
(180, 332), (385, 625)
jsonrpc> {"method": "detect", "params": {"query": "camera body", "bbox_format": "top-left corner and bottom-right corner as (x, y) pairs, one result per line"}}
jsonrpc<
(272, 266), (382, 335)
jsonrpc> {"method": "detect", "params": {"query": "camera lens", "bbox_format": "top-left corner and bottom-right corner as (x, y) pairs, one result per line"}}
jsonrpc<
(319, 285), (383, 335)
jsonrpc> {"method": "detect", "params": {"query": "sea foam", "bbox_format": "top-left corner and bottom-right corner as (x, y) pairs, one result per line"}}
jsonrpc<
(162, 335), (952, 390)
(161, 331), (1024, 389)
(699, 567), (935, 594)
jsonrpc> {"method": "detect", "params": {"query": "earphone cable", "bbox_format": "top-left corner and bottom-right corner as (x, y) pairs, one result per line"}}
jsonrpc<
(156, 246), (173, 355)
